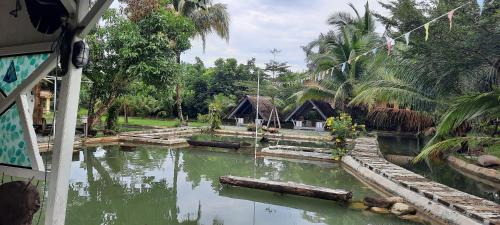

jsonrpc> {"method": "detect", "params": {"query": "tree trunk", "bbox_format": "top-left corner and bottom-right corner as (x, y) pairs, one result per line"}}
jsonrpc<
(187, 140), (240, 149)
(175, 52), (184, 123)
(176, 83), (184, 122)
(124, 104), (129, 124)
(87, 95), (117, 132)
(219, 176), (352, 201)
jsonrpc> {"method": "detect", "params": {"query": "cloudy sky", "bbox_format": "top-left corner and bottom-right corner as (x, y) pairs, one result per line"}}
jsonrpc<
(181, 0), (389, 71)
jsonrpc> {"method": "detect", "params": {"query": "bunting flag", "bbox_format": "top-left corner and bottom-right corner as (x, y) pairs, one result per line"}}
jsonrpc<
(330, 68), (334, 76)
(476, 0), (484, 15)
(404, 32), (411, 45)
(386, 36), (394, 55)
(424, 23), (430, 41)
(354, 55), (361, 62)
(341, 62), (346, 73)
(372, 48), (378, 55)
(448, 10), (455, 30)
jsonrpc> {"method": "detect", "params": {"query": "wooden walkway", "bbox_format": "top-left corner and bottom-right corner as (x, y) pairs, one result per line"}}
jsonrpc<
(348, 137), (500, 225)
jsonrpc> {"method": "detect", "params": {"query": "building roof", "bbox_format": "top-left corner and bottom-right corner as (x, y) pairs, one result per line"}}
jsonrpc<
(227, 95), (279, 121)
(285, 100), (336, 122)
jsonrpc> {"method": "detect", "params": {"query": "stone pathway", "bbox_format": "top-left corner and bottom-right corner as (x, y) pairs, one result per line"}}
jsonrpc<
(347, 137), (500, 225)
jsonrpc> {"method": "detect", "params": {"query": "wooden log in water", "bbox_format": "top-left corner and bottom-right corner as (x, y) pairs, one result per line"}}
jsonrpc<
(219, 175), (352, 201)
(187, 140), (241, 149)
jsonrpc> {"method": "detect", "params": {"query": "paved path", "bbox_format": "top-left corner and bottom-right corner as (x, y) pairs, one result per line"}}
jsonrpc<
(347, 137), (500, 225)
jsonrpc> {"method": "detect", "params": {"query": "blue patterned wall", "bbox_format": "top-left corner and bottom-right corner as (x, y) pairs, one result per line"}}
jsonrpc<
(0, 53), (49, 168)
(0, 53), (49, 96)
(0, 104), (30, 167)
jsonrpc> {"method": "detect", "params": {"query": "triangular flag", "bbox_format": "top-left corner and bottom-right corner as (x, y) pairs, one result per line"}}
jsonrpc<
(372, 48), (378, 55)
(354, 56), (361, 62)
(3, 61), (17, 83)
(448, 10), (455, 30)
(341, 62), (346, 73)
(404, 32), (411, 45)
(476, 0), (484, 15)
(386, 36), (394, 55)
(424, 23), (430, 41)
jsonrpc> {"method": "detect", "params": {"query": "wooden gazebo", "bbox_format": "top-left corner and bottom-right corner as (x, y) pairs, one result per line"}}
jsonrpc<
(227, 95), (281, 128)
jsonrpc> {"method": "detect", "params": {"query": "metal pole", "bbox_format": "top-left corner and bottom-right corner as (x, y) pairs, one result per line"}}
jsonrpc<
(53, 74), (57, 136)
(254, 70), (260, 158)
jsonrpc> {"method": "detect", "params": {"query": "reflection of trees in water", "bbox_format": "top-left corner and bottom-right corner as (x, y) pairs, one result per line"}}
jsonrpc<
(66, 147), (204, 225)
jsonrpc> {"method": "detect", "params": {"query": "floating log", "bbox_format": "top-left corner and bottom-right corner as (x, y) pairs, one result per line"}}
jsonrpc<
(187, 140), (241, 149)
(219, 175), (352, 201)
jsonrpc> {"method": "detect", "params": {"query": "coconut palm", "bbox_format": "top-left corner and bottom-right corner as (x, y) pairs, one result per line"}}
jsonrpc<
(171, 0), (230, 50)
(168, 0), (230, 122)
(296, 2), (378, 110)
(413, 90), (500, 162)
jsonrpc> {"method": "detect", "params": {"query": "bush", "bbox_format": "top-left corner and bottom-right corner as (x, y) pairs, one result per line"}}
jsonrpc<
(326, 113), (366, 159)
(197, 113), (210, 123)
(208, 105), (222, 131)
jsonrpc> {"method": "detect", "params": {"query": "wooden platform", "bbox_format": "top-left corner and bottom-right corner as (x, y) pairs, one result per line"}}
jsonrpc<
(219, 175), (352, 202)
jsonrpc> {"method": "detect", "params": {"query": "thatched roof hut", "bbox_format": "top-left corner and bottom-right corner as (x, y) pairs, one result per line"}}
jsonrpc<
(227, 95), (279, 123)
(368, 107), (434, 132)
(285, 100), (336, 122)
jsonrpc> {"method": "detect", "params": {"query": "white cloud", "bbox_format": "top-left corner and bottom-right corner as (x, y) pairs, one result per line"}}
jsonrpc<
(182, 0), (390, 71)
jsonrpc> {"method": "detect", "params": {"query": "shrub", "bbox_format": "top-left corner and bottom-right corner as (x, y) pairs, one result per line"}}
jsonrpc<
(208, 105), (222, 131)
(326, 113), (366, 159)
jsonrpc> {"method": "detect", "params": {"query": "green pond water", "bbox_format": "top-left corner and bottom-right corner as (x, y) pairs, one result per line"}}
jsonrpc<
(41, 144), (420, 225)
(378, 135), (500, 204)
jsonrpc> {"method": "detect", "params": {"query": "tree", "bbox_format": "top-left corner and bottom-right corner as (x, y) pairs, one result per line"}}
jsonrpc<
(84, 9), (193, 131)
(264, 49), (290, 79)
(296, 2), (378, 117)
(84, 9), (142, 131)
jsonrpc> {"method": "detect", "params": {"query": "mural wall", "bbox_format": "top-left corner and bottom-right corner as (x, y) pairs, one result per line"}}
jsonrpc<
(0, 53), (49, 168)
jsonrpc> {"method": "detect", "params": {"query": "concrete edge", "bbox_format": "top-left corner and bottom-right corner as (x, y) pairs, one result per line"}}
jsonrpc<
(447, 155), (500, 186)
(342, 155), (481, 225)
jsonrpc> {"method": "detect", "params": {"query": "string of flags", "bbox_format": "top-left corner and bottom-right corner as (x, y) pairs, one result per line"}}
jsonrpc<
(297, 0), (485, 83)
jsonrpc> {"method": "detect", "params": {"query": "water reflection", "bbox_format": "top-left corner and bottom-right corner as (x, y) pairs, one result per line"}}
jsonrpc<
(63, 145), (418, 225)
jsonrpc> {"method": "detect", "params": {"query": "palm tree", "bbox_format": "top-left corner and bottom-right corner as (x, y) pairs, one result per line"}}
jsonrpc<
(413, 90), (500, 162)
(296, 2), (378, 111)
(169, 0), (230, 122)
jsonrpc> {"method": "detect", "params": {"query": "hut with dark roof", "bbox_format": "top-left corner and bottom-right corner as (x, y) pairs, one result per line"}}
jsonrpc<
(227, 95), (280, 127)
(285, 100), (336, 130)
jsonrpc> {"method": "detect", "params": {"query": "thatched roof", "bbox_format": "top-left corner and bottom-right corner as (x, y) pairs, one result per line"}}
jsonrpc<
(285, 100), (336, 121)
(368, 107), (434, 132)
(227, 95), (279, 121)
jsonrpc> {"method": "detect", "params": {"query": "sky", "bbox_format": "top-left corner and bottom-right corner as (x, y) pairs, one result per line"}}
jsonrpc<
(181, 0), (389, 72)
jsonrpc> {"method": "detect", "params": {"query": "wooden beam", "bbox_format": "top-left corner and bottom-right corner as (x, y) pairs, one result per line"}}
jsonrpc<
(0, 42), (53, 58)
(219, 175), (352, 201)
(17, 94), (44, 171)
(0, 165), (48, 180)
(77, 0), (114, 37)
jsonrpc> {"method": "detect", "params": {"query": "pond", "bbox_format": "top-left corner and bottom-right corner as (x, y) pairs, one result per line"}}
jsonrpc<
(378, 135), (500, 204)
(42, 144), (419, 225)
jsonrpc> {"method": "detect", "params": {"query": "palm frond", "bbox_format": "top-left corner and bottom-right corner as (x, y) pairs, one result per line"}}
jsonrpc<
(413, 137), (500, 162)
(429, 90), (500, 145)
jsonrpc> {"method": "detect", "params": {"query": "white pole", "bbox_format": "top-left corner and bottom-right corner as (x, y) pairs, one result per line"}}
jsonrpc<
(44, 1), (88, 224)
(254, 71), (260, 155)
(53, 74), (57, 136)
